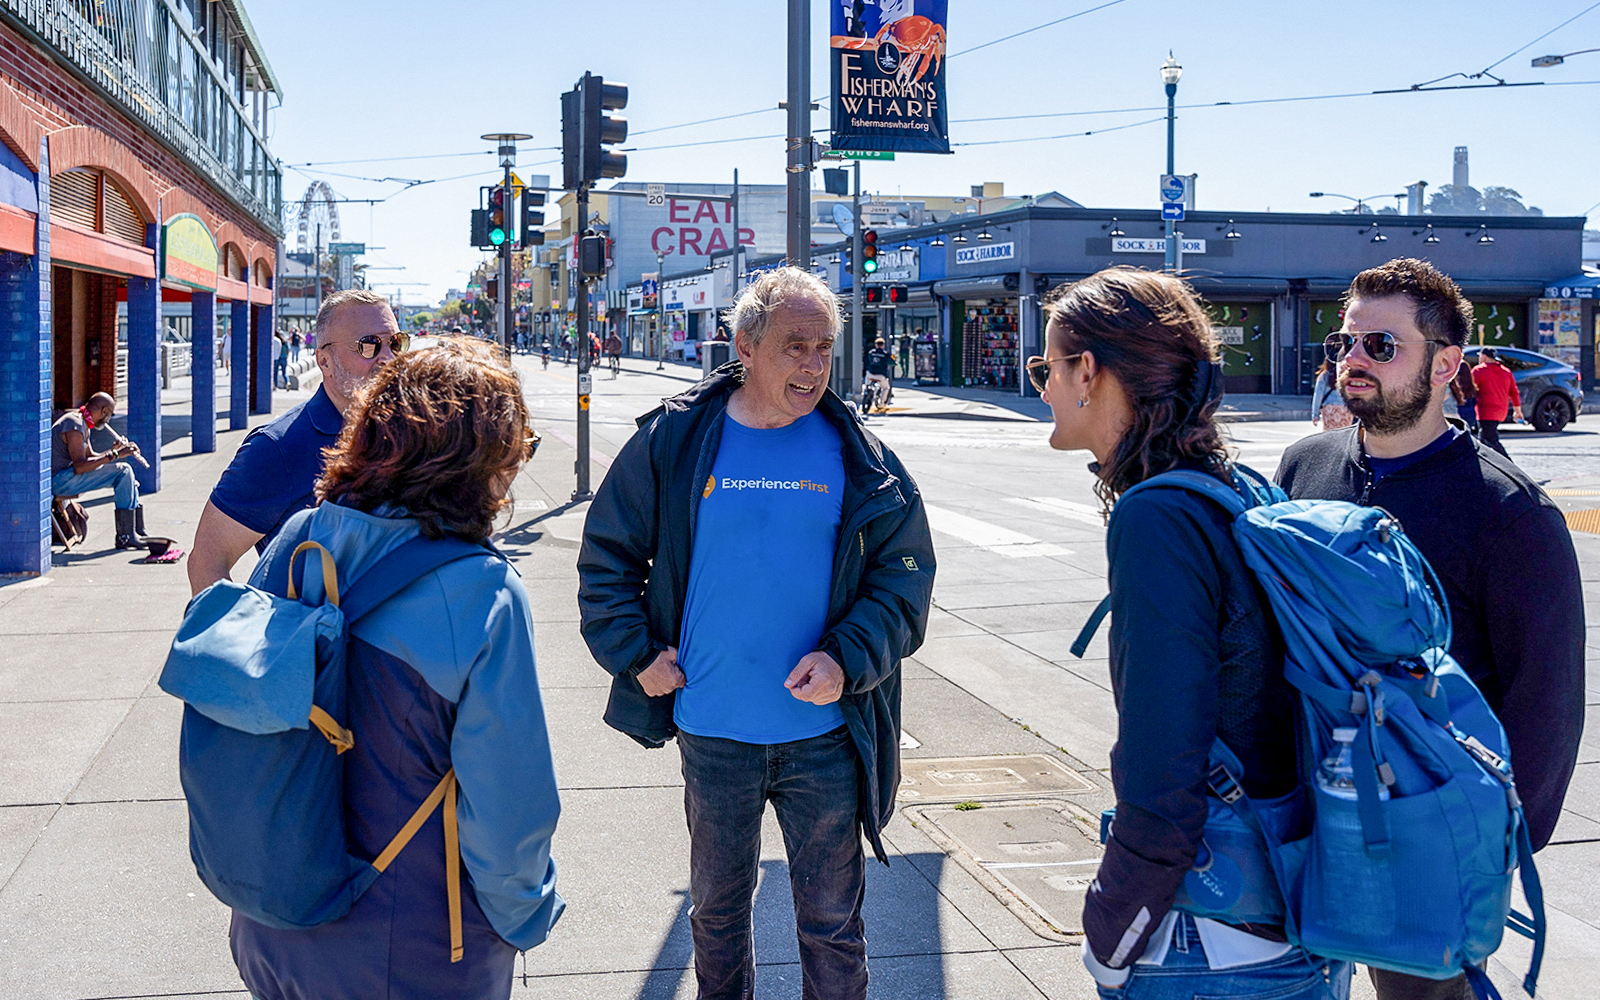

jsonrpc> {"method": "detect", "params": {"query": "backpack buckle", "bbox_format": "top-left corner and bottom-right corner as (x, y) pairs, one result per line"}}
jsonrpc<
(1208, 763), (1244, 804)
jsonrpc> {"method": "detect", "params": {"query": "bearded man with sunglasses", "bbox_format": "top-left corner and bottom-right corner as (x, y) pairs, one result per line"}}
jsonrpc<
(189, 290), (409, 594)
(1276, 258), (1583, 1000)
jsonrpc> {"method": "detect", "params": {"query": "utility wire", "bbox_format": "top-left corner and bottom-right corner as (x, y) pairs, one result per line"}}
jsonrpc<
(948, 0), (1127, 58)
(289, 150), (495, 167)
(953, 115), (1164, 146)
(1480, 0), (1600, 75)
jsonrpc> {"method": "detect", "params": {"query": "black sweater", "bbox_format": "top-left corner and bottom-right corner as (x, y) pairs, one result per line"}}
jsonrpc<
(1276, 426), (1584, 850)
(1083, 475), (1298, 970)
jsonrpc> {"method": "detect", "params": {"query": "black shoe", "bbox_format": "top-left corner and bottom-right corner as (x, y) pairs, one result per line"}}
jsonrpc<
(114, 507), (143, 549)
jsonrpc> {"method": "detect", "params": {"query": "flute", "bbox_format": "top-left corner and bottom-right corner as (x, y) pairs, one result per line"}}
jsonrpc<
(105, 425), (151, 468)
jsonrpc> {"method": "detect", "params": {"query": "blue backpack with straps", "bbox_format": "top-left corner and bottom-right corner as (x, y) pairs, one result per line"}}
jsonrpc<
(1076, 467), (1545, 999)
(160, 514), (495, 960)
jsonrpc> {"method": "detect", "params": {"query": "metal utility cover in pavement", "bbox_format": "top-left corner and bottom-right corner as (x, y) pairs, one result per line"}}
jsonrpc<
(908, 800), (1103, 941)
(897, 754), (1095, 803)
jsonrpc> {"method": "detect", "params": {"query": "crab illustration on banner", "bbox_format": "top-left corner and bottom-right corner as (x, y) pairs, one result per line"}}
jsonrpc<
(830, 0), (950, 155)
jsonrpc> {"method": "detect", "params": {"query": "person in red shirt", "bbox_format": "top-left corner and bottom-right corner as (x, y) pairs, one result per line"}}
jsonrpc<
(1470, 348), (1520, 458)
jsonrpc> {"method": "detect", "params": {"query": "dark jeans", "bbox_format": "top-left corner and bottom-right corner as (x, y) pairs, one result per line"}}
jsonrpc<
(1479, 419), (1509, 458)
(1369, 967), (1470, 1000)
(679, 726), (867, 1000)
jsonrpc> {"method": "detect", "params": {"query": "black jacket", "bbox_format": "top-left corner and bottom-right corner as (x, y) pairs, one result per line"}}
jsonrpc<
(576, 366), (936, 863)
(1276, 426), (1584, 850)
(1084, 471), (1297, 970)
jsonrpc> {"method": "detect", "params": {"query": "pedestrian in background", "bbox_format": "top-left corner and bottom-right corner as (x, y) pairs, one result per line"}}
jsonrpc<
(1309, 358), (1351, 430)
(230, 337), (562, 1000)
(1450, 356), (1479, 435)
(1277, 258), (1583, 1000)
(1029, 267), (1350, 1000)
(219, 326), (231, 374)
(578, 267), (934, 1000)
(1471, 347), (1521, 458)
(604, 330), (623, 376)
(190, 291), (406, 595)
(272, 332), (288, 389)
(290, 329), (303, 362)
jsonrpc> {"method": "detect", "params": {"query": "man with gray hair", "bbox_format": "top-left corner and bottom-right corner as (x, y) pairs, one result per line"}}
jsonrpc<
(189, 290), (407, 594)
(579, 266), (935, 999)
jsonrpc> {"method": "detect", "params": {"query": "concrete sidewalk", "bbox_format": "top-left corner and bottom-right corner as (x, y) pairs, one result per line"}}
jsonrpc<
(0, 385), (1113, 1000)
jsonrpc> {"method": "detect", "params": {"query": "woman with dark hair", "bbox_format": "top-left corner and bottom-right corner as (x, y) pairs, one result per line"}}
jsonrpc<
(230, 338), (563, 1000)
(1027, 268), (1350, 999)
(1310, 358), (1352, 430)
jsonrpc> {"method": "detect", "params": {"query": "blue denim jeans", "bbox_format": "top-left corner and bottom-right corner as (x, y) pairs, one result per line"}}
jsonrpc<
(679, 726), (866, 1000)
(1095, 915), (1351, 1000)
(52, 462), (138, 509)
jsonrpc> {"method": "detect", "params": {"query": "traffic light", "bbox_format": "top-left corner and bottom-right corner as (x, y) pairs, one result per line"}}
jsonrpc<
(521, 188), (546, 248)
(579, 232), (606, 277)
(580, 73), (629, 183)
(886, 284), (909, 305)
(487, 185), (508, 246)
(861, 229), (879, 274)
(486, 276), (500, 301)
(563, 72), (629, 189)
(470, 208), (490, 247)
(863, 285), (884, 305)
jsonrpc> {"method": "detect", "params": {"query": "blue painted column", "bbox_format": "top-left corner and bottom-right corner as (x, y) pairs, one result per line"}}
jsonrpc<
(230, 295), (249, 430)
(252, 301), (273, 414)
(190, 290), (215, 453)
(0, 138), (50, 575)
(126, 212), (162, 494)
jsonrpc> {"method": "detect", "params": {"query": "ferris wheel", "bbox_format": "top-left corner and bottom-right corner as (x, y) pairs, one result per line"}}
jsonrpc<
(290, 181), (341, 252)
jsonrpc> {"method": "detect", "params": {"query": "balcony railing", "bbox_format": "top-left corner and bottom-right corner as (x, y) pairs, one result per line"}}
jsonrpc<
(1, 0), (283, 236)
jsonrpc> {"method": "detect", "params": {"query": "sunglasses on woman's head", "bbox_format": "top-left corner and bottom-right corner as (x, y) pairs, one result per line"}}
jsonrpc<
(325, 333), (410, 360)
(1323, 331), (1447, 364)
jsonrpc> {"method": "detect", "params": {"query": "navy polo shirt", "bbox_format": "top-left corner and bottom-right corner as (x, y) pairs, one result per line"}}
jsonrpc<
(209, 385), (343, 552)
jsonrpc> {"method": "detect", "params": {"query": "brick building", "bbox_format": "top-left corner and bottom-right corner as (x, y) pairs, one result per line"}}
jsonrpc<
(1, 0), (283, 575)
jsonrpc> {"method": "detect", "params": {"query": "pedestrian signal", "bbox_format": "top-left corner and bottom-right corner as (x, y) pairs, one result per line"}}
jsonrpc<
(579, 232), (606, 277)
(470, 209), (490, 247)
(864, 285), (884, 305)
(486, 276), (499, 301)
(521, 189), (546, 248)
(886, 284), (909, 305)
(862, 229), (879, 274)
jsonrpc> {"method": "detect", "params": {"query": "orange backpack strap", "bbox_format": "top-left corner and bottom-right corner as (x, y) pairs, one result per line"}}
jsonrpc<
(307, 705), (354, 754)
(371, 769), (463, 963)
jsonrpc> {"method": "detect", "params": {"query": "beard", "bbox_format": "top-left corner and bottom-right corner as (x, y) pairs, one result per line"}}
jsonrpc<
(1340, 356), (1435, 434)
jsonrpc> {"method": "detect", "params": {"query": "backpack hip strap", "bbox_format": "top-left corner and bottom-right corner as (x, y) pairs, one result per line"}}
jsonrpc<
(371, 769), (464, 964)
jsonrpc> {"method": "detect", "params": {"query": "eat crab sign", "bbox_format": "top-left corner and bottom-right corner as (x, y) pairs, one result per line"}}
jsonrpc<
(828, 0), (950, 156)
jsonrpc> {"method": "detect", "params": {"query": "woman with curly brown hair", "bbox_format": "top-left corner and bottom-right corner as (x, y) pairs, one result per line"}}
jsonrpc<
(230, 338), (564, 1000)
(1028, 268), (1351, 1000)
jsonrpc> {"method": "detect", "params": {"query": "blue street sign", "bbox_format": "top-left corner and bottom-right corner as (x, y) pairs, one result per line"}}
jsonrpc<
(1159, 174), (1186, 204)
(1162, 203), (1186, 221)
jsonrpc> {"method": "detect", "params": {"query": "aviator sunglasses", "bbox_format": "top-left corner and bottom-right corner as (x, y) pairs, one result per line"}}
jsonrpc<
(1025, 353), (1084, 393)
(1323, 331), (1448, 364)
(323, 333), (411, 360)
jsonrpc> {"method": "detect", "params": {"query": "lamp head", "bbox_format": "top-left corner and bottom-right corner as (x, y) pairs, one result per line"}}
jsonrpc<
(1161, 54), (1183, 87)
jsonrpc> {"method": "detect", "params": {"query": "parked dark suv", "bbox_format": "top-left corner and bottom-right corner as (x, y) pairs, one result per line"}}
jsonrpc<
(1463, 346), (1584, 433)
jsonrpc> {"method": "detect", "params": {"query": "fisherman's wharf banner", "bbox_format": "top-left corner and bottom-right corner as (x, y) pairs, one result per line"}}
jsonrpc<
(829, 0), (950, 154)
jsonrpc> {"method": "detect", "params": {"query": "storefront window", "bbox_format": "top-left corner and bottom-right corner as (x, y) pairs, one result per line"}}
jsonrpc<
(1206, 301), (1271, 393)
(1535, 299), (1582, 366)
(1470, 302), (1526, 350)
(959, 299), (1020, 389)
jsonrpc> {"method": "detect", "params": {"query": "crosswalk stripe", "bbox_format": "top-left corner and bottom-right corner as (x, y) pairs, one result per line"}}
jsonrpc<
(1007, 496), (1106, 528)
(923, 504), (1071, 558)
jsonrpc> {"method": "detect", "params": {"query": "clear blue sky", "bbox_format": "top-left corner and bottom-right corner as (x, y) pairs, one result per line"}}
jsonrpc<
(250, 0), (1600, 305)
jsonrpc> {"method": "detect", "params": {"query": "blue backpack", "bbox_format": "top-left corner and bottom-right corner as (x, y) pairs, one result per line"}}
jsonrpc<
(160, 517), (493, 961)
(1078, 468), (1545, 1000)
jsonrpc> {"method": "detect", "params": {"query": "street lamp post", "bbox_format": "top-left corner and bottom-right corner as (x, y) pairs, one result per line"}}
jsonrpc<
(1309, 191), (1407, 214)
(1161, 54), (1182, 273)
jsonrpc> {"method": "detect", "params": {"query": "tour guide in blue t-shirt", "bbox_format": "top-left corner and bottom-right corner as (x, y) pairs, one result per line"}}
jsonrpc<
(578, 267), (935, 1000)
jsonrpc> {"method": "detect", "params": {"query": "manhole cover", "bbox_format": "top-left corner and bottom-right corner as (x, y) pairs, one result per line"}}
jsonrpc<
(898, 754), (1095, 803)
(907, 799), (1102, 941)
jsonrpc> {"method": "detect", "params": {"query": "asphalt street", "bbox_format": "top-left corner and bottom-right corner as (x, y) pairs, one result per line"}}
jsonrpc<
(1, 355), (1598, 999)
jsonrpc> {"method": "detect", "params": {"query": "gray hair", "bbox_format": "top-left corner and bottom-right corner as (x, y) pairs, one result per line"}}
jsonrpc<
(314, 289), (392, 340)
(723, 267), (841, 348)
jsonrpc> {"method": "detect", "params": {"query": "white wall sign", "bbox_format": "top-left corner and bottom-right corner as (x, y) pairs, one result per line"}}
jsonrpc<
(1113, 237), (1206, 254)
(1214, 326), (1245, 345)
(865, 248), (919, 283)
(954, 241), (1015, 266)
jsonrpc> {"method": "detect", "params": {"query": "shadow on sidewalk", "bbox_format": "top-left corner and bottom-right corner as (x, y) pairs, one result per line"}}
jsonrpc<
(617, 854), (955, 1000)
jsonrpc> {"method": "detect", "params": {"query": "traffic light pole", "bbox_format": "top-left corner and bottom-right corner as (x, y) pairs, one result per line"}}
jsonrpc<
(501, 164), (514, 354)
(848, 159), (862, 405)
(573, 184), (594, 503)
(785, 0), (812, 268)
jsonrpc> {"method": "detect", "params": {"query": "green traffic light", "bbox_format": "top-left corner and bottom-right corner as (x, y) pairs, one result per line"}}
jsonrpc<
(490, 228), (506, 246)
(862, 259), (879, 274)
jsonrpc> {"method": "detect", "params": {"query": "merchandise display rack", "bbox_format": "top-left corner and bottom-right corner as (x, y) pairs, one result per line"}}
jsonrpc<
(961, 300), (1020, 389)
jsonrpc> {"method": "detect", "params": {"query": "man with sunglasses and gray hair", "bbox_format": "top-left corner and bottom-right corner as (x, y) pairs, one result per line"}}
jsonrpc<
(189, 289), (408, 594)
(1276, 258), (1583, 1000)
